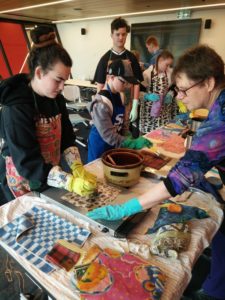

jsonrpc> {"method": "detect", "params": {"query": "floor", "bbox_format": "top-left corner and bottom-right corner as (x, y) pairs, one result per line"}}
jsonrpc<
(0, 246), (49, 300)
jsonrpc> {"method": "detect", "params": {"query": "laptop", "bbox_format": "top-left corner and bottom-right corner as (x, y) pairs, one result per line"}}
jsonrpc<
(38, 177), (151, 238)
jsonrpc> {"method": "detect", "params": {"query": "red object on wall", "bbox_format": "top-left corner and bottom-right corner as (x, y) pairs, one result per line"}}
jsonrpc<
(0, 22), (29, 79)
(0, 50), (11, 79)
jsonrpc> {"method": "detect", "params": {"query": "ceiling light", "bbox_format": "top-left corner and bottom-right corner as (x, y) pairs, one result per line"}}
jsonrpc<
(0, 0), (73, 14)
(53, 3), (225, 24)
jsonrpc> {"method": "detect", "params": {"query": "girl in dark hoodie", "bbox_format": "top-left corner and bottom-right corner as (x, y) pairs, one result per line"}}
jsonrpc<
(0, 26), (96, 205)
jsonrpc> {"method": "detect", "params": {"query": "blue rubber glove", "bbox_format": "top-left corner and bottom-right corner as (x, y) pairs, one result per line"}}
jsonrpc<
(144, 93), (160, 102)
(129, 99), (139, 122)
(86, 198), (143, 221)
(164, 92), (173, 104)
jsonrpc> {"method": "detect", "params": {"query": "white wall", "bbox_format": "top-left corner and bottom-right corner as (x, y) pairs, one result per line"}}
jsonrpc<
(57, 8), (225, 80)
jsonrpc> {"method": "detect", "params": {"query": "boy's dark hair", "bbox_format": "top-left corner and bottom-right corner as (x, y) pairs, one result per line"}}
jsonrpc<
(111, 17), (130, 34)
(28, 25), (72, 78)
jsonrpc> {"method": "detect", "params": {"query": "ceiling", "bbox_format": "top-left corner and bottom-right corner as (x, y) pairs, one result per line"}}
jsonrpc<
(0, 0), (224, 24)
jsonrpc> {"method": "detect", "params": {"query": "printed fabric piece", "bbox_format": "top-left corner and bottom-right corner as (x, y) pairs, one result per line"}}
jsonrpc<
(158, 134), (185, 154)
(0, 206), (91, 273)
(141, 150), (171, 170)
(145, 128), (174, 142)
(147, 200), (209, 234)
(61, 180), (121, 211)
(71, 248), (166, 300)
(45, 242), (81, 271)
(150, 223), (191, 258)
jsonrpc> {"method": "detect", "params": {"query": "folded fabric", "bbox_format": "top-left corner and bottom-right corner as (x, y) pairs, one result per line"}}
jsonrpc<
(147, 200), (209, 234)
(15, 215), (34, 241)
(45, 242), (81, 271)
(150, 223), (191, 258)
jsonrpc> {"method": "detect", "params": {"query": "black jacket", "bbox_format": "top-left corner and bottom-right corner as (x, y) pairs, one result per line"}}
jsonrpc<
(0, 74), (75, 189)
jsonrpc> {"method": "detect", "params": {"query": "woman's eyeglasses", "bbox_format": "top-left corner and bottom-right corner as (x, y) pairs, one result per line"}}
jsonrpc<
(175, 79), (205, 98)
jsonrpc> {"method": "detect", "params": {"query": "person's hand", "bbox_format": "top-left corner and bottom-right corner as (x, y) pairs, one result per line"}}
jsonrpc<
(70, 160), (97, 184)
(121, 136), (153, 149)
(87, 198), (143, 220)
(144, 93), (160, 102)
(47, 166), (73, 190)
(129, 99), (139, 122)
(63, 146), (97, 192)
(177, 100), (187, 113)
(47, 166), (97, 197)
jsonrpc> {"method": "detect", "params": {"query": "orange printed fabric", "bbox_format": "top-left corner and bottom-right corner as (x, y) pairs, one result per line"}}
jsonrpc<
(72, 248), (166, 300)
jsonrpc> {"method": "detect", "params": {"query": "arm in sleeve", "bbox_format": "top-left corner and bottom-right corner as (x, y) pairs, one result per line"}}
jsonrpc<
(142, 66), (152, 88)
(3, 105), (52, 183)
(164, 117), (225, 196)
(130, 53), (144, 82)
(91, 101), (125, 148)
(93, 56), (108, 85)
(57, 97), (76, 152)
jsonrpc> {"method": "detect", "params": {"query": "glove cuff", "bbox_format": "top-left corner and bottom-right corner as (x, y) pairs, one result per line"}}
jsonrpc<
(132, 99), (139, 108)
(123, 197), (143, 216)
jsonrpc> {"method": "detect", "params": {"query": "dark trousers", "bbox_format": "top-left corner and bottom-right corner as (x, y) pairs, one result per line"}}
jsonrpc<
(203, 227), (225, 299)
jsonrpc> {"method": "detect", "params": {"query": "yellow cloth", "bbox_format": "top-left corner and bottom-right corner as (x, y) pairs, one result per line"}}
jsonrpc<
(177, 100), (187, 113)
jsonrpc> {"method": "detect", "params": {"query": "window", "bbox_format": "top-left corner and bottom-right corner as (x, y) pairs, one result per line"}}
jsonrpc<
(131, 19), (202, 65)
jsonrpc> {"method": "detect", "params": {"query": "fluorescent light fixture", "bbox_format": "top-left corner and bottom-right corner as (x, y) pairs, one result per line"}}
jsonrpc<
(53, 3), (225, 24)
(0, 0), (72, 14)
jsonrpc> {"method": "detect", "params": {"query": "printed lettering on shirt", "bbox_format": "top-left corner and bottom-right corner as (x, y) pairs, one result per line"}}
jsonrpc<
(115, 114), (124, 131)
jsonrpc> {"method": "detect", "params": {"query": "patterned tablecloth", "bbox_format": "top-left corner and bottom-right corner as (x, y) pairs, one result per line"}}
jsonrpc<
(0, 160), (224, 299)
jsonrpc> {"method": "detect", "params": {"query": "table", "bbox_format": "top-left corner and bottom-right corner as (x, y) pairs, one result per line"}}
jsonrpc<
(65, 79), (97, 89)
(0, 156), (224, 300)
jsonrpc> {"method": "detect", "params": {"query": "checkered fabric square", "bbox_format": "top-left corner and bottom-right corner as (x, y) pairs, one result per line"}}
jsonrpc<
(0, 206), (91, 273)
